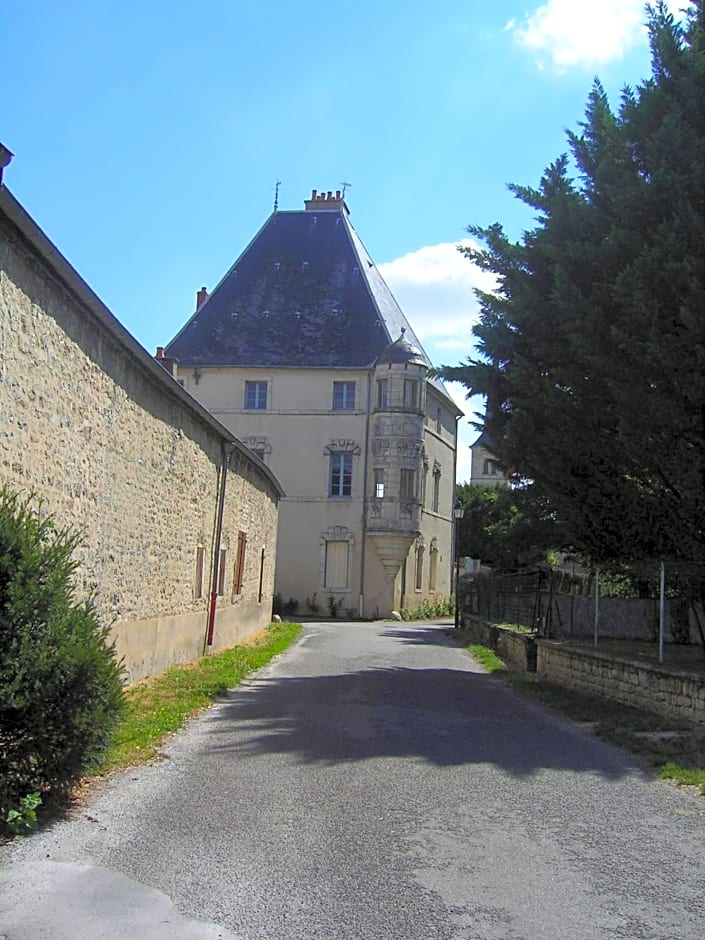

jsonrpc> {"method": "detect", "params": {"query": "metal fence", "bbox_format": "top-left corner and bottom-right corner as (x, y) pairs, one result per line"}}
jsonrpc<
(460, 562), (705, 654)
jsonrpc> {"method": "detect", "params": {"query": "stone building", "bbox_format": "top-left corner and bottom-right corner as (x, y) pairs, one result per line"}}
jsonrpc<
(0, 167), (283, 683)
(164, 189), (461, 618)
(469, 431), (505, 487)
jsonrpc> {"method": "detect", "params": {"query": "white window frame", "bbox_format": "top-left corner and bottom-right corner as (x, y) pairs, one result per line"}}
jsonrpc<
(329, 452), (353, 497)
(244, 380), (268, 410)
(332, 381), (356, 411)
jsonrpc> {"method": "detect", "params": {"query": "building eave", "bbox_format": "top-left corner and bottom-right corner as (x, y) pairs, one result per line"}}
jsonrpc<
(0, 184), (285, 499)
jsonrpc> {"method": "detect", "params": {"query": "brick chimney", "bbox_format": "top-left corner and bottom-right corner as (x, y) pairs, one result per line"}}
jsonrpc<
(304, 188), (348, 212)
(196, 286), (209, 309)
(154, 347), (179, 379)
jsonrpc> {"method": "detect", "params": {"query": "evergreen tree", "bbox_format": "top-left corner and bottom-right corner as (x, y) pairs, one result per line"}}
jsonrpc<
(442, 1), (705, 566)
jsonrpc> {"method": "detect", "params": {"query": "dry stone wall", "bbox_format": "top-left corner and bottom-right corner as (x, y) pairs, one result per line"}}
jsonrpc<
(0, 203), (280, 682)
(536, 640), (705, 727)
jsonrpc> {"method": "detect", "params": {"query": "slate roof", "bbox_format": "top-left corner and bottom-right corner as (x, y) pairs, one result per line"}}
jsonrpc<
(166, 205), (428, 366)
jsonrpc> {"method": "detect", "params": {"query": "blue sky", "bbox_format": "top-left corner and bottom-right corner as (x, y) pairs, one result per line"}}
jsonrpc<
(3, 0), (675, 480)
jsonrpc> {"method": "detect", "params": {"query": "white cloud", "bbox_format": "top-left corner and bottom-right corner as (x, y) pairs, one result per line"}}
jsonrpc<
(507, 0), (654, 69)
(378, 240), (494, 350)
(379, 241), (494, 484)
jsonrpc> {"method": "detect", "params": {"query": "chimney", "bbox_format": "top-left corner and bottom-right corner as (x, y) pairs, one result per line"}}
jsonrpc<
(154, 348), (179, 379)
(304, 187), (349, 212)
(196, 286), (209, 309)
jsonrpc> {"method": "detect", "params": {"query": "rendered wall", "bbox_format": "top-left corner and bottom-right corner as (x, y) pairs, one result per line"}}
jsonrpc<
(0, 208), (279, 682)
(182, 365), (458, 618)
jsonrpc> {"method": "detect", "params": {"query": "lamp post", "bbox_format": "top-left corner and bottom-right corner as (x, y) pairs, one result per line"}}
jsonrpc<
(453, 499), (465, 629)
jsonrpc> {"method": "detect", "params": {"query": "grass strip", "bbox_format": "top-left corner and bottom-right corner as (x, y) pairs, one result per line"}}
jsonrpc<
(467, 642), (705, 797)
(99, 622), (302, 774)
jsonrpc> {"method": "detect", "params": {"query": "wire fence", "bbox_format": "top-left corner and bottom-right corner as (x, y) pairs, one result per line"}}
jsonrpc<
(459, 560), (705, 661)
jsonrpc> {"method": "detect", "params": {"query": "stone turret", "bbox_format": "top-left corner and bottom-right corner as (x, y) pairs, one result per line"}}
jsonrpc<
(367, 330), (427, 581)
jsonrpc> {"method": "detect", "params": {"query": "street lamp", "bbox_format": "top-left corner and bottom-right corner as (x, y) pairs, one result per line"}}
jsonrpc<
(453, 499), (465, 629)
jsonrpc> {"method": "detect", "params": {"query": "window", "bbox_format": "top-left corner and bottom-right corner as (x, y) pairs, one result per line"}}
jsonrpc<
(217, 549), (227, 596)
(403, 379), (419, 409)
(415, 544), (424, 591)
(329, 453), (353, 497)
(376, 378), (388, 409)
(194, 546), (205, 599)
(429, 544), (438, 592)
(400, 468), (416, 500)
(483, 458), (500, 476)
(435, 407), (442, 434)
(333, 381), (356, 410)
(233, 531), (247, 595)
(373, 468), (385, 499)
(244, 381), (267, 410)
(324, 540), (349, 589)
(432, 468), (441, 513)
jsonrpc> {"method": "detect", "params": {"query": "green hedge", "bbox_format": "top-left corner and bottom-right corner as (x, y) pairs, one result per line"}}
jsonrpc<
(0, 488), (124, 831)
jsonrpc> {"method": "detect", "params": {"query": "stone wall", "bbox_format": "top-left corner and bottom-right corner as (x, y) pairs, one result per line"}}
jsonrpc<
(0, 188), (282, 682)
(461, 616), (536, 672)
(536, 640), (705, 727)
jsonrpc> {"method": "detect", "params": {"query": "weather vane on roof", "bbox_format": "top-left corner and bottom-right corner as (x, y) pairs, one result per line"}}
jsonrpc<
(273, 179), (282, 212)
(341, 180), (351, 200)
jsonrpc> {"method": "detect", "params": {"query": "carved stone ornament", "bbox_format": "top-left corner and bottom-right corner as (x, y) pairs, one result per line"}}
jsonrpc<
(323, 439), (361, 455)
(397, 439), (423, 457)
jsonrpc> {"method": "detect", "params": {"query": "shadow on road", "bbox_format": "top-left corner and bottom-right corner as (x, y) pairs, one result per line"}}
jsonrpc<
(205, 659), (647, 783)
(380, 625), (457, 646)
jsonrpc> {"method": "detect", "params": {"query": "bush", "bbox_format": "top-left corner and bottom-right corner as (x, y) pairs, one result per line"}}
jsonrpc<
(0, 489), (124, 830)
(399, 597), (454, 621)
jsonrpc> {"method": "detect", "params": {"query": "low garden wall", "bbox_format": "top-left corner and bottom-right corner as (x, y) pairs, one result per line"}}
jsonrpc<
(536, 640), (705, 728)
(462, 616), (536, 672)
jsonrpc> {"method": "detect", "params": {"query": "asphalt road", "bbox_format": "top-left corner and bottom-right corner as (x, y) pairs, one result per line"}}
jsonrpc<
(2, 620), (704, 939)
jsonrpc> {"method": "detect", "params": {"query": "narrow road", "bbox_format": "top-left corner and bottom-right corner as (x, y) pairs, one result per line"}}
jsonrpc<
(2, 621), (704, 939)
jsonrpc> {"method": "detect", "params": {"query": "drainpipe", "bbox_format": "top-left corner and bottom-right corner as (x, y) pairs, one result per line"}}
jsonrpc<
(205, 441), (233, 650)
(359, 369), (373, 617)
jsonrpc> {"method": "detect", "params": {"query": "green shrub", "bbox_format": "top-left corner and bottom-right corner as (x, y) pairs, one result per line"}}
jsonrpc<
(399, 597), (454, 620)
(0, 488), (124, 830)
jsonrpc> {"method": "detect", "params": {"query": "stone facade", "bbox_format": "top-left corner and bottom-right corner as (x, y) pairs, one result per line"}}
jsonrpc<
(177, 361), (458, 618)
(164, 194), (462, 619)
(0, 186), (282, 683)
(469, 438), (504, 487)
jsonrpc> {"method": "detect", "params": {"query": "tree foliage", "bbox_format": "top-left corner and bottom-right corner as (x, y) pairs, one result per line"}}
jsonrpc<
(0, 488), (124, 826)
(455, 483), (560, 571)
(442, 2), (705, 566)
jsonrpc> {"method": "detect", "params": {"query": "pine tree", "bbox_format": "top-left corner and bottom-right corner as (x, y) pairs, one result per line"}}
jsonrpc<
(442, 1), (705, 566)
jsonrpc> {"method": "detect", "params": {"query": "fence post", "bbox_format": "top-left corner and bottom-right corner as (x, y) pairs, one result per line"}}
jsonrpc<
(593, 567), (600, 647)
(659, 560), (666, 664)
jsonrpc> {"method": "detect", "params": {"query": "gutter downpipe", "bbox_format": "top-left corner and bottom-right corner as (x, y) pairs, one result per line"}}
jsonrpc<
(359, 369), (373, 617)
(205, 441), (232, 650)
